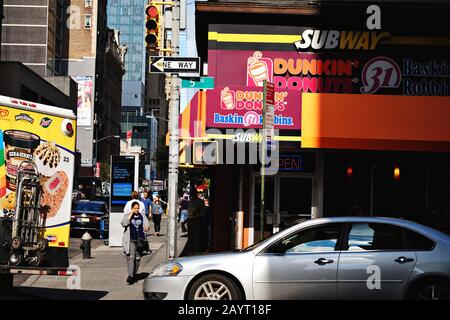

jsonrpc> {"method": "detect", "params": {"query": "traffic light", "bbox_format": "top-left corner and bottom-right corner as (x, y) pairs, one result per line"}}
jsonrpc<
(145, 5), (159, 49)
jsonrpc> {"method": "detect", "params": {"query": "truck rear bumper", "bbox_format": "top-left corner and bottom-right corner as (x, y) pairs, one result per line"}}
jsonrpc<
(0, 265), (77, 276)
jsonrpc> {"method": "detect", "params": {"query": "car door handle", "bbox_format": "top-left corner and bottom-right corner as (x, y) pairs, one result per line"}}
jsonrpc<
(395, 256), (414, 264)
(314, 258), (334, 266)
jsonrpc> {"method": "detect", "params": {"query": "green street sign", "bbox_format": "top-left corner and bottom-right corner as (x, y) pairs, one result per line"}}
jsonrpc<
(181, 77), (215, 89)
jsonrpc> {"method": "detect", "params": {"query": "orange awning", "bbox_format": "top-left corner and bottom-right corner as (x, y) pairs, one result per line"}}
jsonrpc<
(301, 93), (450, 152)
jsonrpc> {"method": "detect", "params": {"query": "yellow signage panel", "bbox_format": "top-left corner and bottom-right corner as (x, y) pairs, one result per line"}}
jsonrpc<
(0, 96), (76, 248)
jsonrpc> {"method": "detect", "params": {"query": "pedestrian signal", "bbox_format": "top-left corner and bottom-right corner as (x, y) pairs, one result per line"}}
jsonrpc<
(145, 5), (159, 49)
(193, 141), (219, 165)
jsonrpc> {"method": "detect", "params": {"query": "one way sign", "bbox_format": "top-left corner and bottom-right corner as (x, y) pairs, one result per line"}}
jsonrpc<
(149, 56), (201, 74)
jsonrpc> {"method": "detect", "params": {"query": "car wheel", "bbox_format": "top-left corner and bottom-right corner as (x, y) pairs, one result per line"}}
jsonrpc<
(408, 280), (450, 300)
(187, 274), (242, 300)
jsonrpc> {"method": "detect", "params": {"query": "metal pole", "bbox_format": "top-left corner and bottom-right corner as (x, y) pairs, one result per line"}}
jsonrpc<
(94, 114), (98, 176)
(166, 0), (180, 260)
(260, 80), (267, 241)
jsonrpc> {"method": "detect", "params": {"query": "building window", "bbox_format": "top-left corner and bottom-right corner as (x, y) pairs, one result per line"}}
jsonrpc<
(84, 15), (92, 29)
(85, 0), (92, 7)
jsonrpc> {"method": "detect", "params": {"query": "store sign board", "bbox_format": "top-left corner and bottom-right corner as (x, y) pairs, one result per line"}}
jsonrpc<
(208, 49), (450, 97)
(293, 30), (390, 52)
(278, 155), (303, 171)
(206, 86), (301, 130)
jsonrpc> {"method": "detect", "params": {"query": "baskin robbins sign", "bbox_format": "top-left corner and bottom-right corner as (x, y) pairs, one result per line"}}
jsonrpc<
(206, 86), (301, 130)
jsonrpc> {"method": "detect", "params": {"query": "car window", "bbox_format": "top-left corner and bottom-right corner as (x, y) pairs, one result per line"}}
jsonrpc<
(347, 223), (405, 251)
(266, 224), (342, 254)
(404, 228), (435, 251)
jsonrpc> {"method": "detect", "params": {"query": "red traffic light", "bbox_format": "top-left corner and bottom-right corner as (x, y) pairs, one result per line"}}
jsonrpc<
(146, 5), (158, 18)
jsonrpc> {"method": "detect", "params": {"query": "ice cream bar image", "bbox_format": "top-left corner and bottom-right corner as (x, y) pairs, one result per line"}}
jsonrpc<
(221, 88), (235, 110)
(0, 130), (6, 198)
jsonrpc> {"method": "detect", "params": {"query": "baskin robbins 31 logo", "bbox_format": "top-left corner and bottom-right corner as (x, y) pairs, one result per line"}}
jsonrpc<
(247, 51), (274, 87)
(361, 57), (401, 94)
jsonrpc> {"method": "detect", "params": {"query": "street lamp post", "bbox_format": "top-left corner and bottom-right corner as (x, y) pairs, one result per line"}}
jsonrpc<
(93, 135), (120, 177)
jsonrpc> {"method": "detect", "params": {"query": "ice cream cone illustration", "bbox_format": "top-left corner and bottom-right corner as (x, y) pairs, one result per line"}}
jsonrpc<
(247, 51), (270, 87)
(221, 87), (235, 110)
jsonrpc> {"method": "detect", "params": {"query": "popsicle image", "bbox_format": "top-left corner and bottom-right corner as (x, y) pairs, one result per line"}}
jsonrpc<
(248, 51), (269, 87)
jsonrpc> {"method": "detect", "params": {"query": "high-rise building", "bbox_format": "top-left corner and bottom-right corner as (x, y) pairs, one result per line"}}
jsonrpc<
(108, 1), (167, 181)
(66, 0), (124, 177)
(107, 0), (146, 113)
(0, 0), (124, 178)
(0, 0), (67, 77)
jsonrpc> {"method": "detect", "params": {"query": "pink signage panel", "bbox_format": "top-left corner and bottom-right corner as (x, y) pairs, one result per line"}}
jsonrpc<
(206, 86), (301, 130)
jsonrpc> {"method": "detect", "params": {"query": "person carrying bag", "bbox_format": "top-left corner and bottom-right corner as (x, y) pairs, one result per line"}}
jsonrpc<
(121, 201), (150, 285)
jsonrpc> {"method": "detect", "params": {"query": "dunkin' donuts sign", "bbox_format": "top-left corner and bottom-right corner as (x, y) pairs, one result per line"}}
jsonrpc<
(206, 86), (301, 130)
(209, 49), (450, 96)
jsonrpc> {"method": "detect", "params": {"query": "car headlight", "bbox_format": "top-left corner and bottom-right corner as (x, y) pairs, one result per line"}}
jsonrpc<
(151, 262), (183, 277)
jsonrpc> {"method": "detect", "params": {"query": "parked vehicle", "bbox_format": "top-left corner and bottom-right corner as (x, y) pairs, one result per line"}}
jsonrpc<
(143, 217), (450, 300)
(0, 95), (76, 276)
(70, 200), (109, 239)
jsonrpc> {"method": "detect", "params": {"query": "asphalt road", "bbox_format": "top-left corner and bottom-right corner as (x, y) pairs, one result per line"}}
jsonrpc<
(12, 236), (105, 287)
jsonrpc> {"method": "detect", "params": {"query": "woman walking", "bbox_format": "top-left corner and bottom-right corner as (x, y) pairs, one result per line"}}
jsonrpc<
(150, 196), (164, 237)
(121, 201), (149, 284)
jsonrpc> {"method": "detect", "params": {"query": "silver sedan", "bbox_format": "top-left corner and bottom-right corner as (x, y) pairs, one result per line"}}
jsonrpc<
(143, 217), (450, 300)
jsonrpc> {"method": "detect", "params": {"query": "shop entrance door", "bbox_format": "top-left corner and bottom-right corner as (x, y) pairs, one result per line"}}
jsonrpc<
(252, 174), (314, 244)
(278, 176), (313, 231)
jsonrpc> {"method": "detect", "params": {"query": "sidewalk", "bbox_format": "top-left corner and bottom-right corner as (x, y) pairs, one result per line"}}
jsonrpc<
(17, 216), (187, 300)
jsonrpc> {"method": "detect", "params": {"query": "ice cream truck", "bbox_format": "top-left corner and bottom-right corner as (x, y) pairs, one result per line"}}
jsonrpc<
(0, 95), (77, 286)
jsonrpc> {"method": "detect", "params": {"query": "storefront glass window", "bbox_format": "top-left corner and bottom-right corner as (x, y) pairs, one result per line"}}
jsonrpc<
(323, 151), (450, 235)
(324, 152), (371, 217)
(372, 153), (426, 221)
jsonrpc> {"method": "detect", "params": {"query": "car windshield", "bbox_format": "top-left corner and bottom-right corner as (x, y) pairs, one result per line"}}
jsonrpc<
(74, 202), (104, 212)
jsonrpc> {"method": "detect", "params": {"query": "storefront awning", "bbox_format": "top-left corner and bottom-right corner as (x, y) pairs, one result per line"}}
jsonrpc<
(301, 93), (450, 152)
